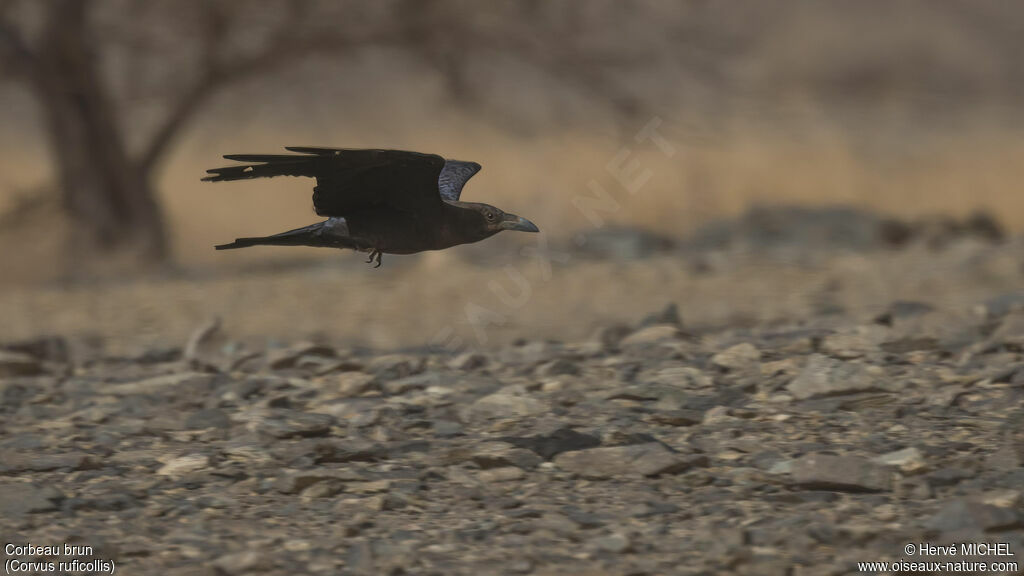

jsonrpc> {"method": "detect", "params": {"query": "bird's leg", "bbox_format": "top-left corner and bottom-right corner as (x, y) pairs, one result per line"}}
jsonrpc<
(373, 250), (382, 268)
(365, 249), (382, 268)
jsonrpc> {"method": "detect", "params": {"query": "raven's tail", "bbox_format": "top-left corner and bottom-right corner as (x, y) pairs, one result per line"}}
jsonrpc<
(215, 221), (326, 250)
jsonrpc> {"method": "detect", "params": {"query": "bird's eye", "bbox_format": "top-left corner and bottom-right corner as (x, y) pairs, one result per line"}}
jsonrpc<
(486, 212), (496, 222)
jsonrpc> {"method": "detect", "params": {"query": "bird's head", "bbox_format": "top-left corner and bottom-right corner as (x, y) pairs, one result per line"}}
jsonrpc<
(458, 202), (540, 239)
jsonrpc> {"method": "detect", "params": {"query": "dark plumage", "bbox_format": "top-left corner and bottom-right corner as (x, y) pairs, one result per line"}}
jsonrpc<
(203, 147), (539, 267)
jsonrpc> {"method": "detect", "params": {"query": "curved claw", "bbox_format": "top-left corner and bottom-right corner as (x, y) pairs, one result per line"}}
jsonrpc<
(365, 250), (383, 268)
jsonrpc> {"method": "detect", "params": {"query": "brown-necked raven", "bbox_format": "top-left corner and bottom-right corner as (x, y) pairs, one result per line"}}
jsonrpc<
(203, 147), (539, 267)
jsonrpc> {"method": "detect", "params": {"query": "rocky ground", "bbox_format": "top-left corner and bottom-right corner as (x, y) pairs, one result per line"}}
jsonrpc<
(3, 293), (1024, 575)
(2, 210), (1024, 575)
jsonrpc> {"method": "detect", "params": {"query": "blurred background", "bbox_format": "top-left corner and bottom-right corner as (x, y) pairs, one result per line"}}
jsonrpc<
(1, 0), (1023, 352)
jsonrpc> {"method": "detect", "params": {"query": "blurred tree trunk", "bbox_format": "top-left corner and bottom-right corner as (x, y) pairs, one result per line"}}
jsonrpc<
(35, 0), (167, 260)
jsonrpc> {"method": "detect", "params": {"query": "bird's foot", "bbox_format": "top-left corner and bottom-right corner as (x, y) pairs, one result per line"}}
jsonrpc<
(365, 250), (382, 268)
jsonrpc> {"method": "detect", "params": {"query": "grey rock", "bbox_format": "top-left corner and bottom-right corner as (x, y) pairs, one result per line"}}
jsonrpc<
(927, 499), (1022, 536)
(312, 439), (388, 463)
(790, 453), (892, 492)
(588, 532), (633, 554)
(871, 447), (926, 474)
(786, 355), (880, 400)
(928, 467), (975, 487)
(367, 354), (424, 380)
(0, 482), (65, 515)
(478, 467), (526, 483)
(184, 408), (232, 430)
(275, 470), (364, 494)
(553, 442), (699, 479)
(104, 372), (215, 396)
(820, 326), (889, 359)
(432, 420), (462, 437)
(383, 373), (440, 395)
(535, 358), (581, 377)
(649, 409), (704, 426)
(334, 371), (379, 396)
(463, 391), (547, 420)
(0, 452), (97, 474)
(251, 410), (337, 439)
(471, 441), (543, 469)
(157, 454), (210, 477)
(711, 342), (761, 372)
(504, 427), (602, 460)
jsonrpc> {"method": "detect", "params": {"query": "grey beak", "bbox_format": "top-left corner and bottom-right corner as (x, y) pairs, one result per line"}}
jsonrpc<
(500, 214), (540, 233)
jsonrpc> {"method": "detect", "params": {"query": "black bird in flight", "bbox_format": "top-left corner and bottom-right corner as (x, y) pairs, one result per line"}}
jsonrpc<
(203, 147), (539, 267)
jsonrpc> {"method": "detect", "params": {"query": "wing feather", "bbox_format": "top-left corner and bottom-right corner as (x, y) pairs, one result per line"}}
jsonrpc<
(438, 160), (482, 201)
(203, 148), (447, 217)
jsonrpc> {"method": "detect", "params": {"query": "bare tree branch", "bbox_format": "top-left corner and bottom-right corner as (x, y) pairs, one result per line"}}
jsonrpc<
(139, 1), (409, 173)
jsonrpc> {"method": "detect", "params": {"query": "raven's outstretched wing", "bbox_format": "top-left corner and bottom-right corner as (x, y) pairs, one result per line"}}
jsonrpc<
(203, 148), (447, 217)
(438, 160), (481, 202)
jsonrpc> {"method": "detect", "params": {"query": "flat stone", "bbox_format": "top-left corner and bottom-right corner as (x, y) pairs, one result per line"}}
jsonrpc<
(104, 372), (215, 396)
(711, 342), (761, 372)
(649, 409), (704, 426)
(790, 453), (892, 492)
(312, 439), (388, 463)
(335, 372), (379, 396)
(552, 442), (698, 479)
(0, 482), (65, 515)
(463, 391), (547, 420)
(588, 532), (633, 554)
(157, 454), (210, 477)
(820, 325), (889, 359)
(786, 355), (880, 400)
(471, 441), (543, 469)
(504, 427), (602, 460)
(980, 489), (1021, 509)
(927, 499), (1022, 536)
(250, 410), (337, 438)
(367, 354), (424, 380)
(478, 467), (526, 483)
(346, 479), (392, 493)
(383, 373), (440, 395)
(0, 452), (96, 474)
(535, 358), (581, 377)
(871, 447), (927, 474)
(184, 408), (232, 430)
(276, 470), (364, 494)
